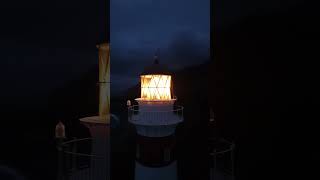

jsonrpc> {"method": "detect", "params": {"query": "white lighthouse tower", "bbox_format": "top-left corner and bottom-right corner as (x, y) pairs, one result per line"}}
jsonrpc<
(128, 56), (184, 180)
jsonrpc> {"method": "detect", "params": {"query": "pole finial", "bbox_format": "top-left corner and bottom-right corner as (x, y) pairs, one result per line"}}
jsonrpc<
(127, 100), (131, 107)
(55, 121), (66, 139)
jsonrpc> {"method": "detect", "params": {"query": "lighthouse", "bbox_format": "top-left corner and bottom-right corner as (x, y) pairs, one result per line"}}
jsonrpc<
(128, 56), (184, 180)
(79, 42), (110, 180)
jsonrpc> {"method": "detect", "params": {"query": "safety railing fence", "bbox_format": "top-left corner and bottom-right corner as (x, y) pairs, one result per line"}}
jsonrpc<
(128, 105), (184, 125)
(57, 138), (107, 180)
(209, 138), (235, 180)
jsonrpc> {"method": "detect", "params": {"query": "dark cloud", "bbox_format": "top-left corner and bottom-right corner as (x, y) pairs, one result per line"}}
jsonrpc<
(111, 0), (210, 92)
(110, 0), (209, 51)
(111, 31), (209, 93)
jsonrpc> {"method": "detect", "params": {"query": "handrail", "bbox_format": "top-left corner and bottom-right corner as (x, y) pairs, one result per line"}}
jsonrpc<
(128, 105), (184, 113)
(61, 137), (92, 146)
(63, 151), (105, 159)
(60, 138), (106, 159)
(208, 138), (235, 156)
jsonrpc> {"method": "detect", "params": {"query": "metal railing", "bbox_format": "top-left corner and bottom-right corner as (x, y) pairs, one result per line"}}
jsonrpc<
(128, 105), (184, 126)
(57, 138), (108, 180)
(209, 138), (235, 180)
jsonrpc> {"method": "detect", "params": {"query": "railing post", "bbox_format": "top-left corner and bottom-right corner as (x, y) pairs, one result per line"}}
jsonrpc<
(71, 137), (77, 171)
(231, 143), (235, 180)
(57, 141), (64, 180)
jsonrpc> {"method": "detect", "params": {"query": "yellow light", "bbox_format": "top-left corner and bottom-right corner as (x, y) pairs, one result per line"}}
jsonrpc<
(141, 74), (172, 100)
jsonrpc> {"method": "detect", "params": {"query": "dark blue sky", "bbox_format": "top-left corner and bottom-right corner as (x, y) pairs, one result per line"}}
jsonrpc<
(109, 0), (303, 93)
(110, 0), (210, 93)
(0, 0), (304, 104)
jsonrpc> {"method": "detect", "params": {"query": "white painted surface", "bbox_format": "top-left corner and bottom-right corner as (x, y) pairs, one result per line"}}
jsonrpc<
(129, 100), (183, 137)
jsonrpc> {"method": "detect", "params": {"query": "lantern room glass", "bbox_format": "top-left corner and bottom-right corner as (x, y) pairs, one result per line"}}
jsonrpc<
(140, 74), (172, 100)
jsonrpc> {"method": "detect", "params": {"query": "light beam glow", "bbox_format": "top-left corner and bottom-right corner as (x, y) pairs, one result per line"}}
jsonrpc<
(141, 74), (172, 100)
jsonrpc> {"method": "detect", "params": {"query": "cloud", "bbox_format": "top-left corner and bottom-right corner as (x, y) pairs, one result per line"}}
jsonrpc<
(111, 30), (209, 92)
(110, 0), (210, 92)
(110, 0), (210, 43)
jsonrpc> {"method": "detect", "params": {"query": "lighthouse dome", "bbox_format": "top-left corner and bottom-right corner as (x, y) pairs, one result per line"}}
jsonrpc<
(141, 56), (171, 75)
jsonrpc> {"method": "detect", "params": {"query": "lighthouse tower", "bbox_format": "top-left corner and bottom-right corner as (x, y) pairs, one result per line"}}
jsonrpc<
(80, 42), (110, 180)
(128, 56), (184, 180)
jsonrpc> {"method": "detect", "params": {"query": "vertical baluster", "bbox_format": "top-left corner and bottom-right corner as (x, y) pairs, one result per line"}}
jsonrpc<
(231, 144), (235, 180)
(72, 139), (77, 172)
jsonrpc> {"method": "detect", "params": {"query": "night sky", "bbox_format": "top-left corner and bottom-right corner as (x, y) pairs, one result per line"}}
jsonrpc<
(0, 0), (304, 102)
(110, 0), (210, 93)
(0, 0), (107, 107)
(110, 0), (305, 93)
(214, 0), (303, 28)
